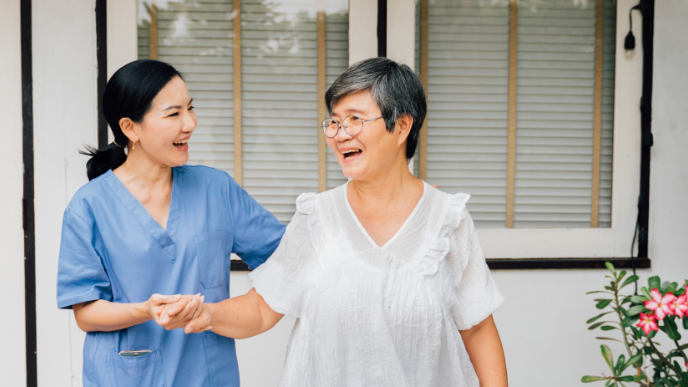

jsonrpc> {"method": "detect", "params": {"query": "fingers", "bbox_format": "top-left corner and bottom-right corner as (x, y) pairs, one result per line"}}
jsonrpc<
(191, 296), (205, 320)
(151, 294), (182, 306)
(161, 294), (203, 328)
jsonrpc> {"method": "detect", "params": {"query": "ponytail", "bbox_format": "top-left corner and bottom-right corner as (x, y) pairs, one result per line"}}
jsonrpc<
(81, 59), (183, 180)
(80, 142), (128, 181)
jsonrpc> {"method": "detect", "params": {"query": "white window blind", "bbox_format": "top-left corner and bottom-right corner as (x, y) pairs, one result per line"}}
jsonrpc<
(418, 0), (615, 229)
(325, 0), (350, 190)
(599, 0), (616, 228)
(424, 0), (511, 228)
(514, 0), (614, 228)
(241, 0), (319, 222)
(138, 1), (236, 177)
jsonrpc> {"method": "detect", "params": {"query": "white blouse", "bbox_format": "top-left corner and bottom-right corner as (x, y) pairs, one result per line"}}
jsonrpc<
(250, 182), (505, 387)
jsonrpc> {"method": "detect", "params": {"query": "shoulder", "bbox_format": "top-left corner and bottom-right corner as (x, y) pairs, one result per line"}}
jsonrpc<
(294, 182), (348, 215)
(65, 173), (113, 223)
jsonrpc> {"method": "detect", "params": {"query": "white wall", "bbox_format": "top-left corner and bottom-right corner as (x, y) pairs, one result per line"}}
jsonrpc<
(649, 0), (688, 270)
(0, 0), (27, 385)
(2, 0), (687, 385)
(32, 0), (98, 385)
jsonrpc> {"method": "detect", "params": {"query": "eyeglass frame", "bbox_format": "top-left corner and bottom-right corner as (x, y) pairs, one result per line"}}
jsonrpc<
(320, 115), (385, 138)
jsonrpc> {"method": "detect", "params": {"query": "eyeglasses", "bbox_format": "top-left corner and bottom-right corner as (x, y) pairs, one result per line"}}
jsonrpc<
(320, 115), (384, 138)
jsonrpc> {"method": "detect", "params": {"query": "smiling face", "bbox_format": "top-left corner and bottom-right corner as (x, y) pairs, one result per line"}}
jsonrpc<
(326, 90), (411, 183)
(122, 76), (197, 167)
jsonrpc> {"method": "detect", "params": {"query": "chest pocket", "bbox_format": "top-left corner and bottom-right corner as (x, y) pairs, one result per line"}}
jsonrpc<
(194, 231), (231, 289)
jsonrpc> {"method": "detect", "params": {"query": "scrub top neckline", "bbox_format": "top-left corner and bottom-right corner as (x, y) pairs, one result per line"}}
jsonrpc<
(102, 168), (183, 259)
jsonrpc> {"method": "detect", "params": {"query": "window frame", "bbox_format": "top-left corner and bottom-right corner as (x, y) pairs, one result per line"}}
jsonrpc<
(112, 0), (648, 264)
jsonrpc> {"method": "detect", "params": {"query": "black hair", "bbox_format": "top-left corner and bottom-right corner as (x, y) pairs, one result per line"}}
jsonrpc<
(81, 59), (183, 180)
(325, 57), (427, 160)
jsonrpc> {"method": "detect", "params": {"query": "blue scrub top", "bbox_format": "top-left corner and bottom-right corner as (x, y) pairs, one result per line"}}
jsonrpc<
(56, 165), (286, 387)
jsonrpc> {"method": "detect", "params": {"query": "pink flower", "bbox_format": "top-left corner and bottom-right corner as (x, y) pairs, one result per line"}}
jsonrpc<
(644, 289), (675, 320)
(670, 294), (688, 318)
(637, 312), (659, 335)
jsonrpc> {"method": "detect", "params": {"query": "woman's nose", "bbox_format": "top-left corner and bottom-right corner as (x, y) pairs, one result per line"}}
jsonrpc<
(182, 111), (197, 133)
(334, 124), (352, 142)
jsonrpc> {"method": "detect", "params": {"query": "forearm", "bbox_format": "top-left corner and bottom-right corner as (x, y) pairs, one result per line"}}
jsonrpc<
(73, 300), (150, 332)
(206, 294), (270, 339)
(460, 315), (508, 387)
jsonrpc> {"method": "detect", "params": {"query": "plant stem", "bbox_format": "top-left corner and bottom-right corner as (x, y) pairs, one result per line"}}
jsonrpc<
(612, 283), (634, 357)
(673, 339), (688, 363)
(648, 338), (679, 374)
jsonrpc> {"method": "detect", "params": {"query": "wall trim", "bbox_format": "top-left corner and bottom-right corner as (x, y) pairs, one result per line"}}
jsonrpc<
(21, 0), (37, 385)
(96, 0), (107, 149)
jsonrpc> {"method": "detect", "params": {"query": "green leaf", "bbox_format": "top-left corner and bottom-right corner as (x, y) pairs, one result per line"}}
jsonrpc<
(601, 325), (618, 331)
(677, 343), (688, 351)
(589, 322), (606, 330)
(615, 354), (626, 374)
(622, 316), (640, 328)
(630, 295), (648, 303)
(626, 305), (646, 316)
(641, 286), (652, 299)
(649, 276), (661, 291)
(622, 353), (643, 372)
(595, 337), (624, 343)
(621, 275), (640, 290)
(582, 375), (608, 383)
(683, 317), (688, 330)
(647, 329), (657, 339)
(588, 312), (613, 324)
(596, 299), (614, 309)
(618, 270), (627, 282)
(587, 291), (614, 295)
(618, 375), (635, 382)
(605, 262), (616, 276)
(661, 317), (682, 341)
(601, 345), (615, 374)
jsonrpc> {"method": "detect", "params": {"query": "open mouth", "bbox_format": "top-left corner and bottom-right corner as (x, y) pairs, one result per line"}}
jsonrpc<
(341, 148), (362, 161)
(173, 139), (189, 150)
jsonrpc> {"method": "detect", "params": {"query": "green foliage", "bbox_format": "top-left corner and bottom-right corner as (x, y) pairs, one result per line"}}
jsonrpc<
(583, 262), (688, 386)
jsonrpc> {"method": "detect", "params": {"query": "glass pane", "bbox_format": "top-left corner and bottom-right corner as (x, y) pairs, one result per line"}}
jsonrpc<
(420, 0), (511, 228)
(513, 0), (615, 228)
(138, 0), (236, 176)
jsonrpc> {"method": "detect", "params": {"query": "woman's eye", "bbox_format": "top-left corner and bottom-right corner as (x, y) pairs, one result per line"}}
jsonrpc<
(189, 106), (195, 111)
(168, 112), (179, 117)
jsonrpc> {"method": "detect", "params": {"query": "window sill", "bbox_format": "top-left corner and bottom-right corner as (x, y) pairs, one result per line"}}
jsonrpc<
(230, 258), (651, 271)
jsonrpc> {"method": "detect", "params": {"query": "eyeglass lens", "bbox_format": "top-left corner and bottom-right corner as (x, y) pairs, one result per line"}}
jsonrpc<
(322, 116), (365, 137)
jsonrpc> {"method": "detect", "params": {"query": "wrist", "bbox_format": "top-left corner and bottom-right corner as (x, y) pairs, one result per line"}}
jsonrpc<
(205, 303), (217, 327)
(131, 302), (151, 320)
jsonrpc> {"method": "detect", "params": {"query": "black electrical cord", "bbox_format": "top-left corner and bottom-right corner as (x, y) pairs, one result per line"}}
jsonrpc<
(625, 3), (643, 50)
(631, 204), (640, 295)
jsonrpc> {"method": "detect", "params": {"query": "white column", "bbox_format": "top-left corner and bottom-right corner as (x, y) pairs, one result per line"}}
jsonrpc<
(107, 0), (138, 143)
(348, 0), (377, 65)
(386, 0), (416, 69)
(32, 0), (99, 385)
(0, 0), (27, 384)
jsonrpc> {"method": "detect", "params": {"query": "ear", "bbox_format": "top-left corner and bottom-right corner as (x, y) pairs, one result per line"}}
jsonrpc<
(395, 113), (414, 147)
(119, 117), (139, 144)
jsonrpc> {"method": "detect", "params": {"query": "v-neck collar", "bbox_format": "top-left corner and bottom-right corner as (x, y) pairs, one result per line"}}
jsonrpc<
(343, 181), (427, 250)
(103, 168), (182, 259)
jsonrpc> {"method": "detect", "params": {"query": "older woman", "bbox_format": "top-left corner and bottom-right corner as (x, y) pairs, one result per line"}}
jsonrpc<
(186, 58), (507, 387)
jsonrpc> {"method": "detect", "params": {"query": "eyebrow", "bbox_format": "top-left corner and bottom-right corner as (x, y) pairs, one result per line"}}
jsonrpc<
(163, 98), (194, 112)
(332, 107), (366, 117)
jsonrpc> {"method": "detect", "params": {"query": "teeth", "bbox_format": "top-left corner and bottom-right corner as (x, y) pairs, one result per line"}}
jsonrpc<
(341, 149), (360, 154)
(174, 140), (189, 145)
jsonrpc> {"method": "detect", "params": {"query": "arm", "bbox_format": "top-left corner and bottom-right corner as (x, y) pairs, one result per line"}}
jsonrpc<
(185, 288), (283, 339)
(460, 315), (508, 387)
(72, 294), (189, 332)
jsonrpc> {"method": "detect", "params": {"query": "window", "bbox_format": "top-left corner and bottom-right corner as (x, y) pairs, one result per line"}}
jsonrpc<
(138, 0), (349, 222)
(416, 0), (616, 229)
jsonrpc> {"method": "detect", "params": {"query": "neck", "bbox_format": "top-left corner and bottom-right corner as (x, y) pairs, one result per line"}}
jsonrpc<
(348, 155), (419, 205)
(116, 150), (173, 189)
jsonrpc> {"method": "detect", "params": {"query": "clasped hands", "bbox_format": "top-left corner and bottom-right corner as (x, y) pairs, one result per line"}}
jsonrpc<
(143, 293), (213, 334)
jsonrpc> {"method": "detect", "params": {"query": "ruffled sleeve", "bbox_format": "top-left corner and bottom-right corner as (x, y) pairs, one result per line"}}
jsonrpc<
(249, 192), (319, 317)
(445, 194), (505, 330)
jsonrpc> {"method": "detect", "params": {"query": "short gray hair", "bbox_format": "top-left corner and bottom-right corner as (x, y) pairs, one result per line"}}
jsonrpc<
(325, 57), (427, 160)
